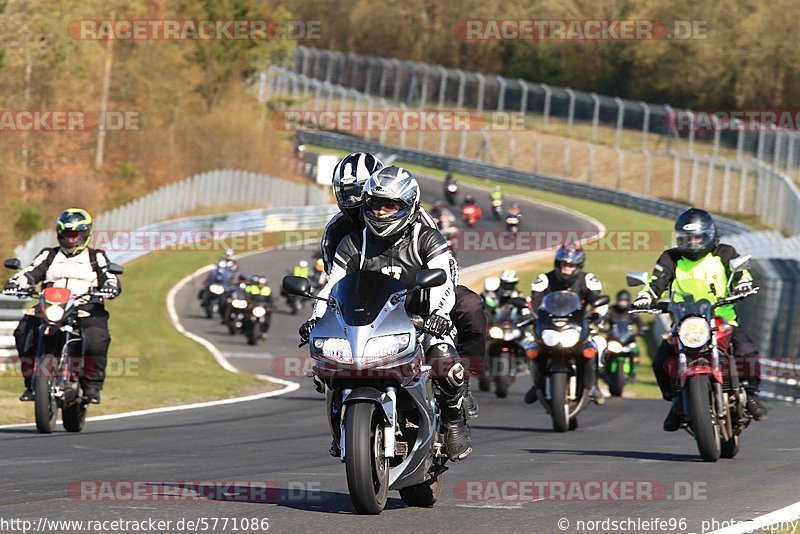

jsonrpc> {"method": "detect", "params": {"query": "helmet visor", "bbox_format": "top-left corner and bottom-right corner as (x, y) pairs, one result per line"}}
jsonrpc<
(60, 230), (88, 249)
(335, 182), (364, 208)
(366, 196), (408, 217)
(676, 230), (712, 252)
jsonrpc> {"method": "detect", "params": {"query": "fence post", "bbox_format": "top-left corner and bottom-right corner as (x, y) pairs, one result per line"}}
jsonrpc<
(640, 102), (650, 151)
(541, 83), (552, 128)
(591, 92), (600, 142)
(587, 142), (595, 184)
(689, 157), (700, 204)
(496, 76), (507, 112)
(614, 97), (624, 149)
(456, 70), (466, 109)
(644, 149), (653, 196)
(437, 66), (448, 108)
(392, 59), (403, 102)
(721, 161), (731, 213)
(378, 58), (389, 97)
(563, 140), (570, 179)
(738, 164), (748, 213)
(566, 88), (576, 136)
(687, 111), (696, 154)
(507, 132), (516, 167)
(534, 138), (542, 173)
(475, 72), (485, 113)
(672, 151), (681, 200)
(517, 79), (529, 115)
(615, 148), (624, 189)
(704, 159), (715, 209)
(736, 121), (745, 161)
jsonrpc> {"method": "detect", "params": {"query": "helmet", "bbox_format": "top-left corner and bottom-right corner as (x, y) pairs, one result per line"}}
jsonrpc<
(225, 248), (234, 259)
(464, 194), (475, 205)
(499, 269), (519, 295)
(332, 152), (385, 221)
(238, 273), (248, 282)
(675, 208), (717, 260)
(362, 166), (420, 239)
(315, 258), (324, 271)
(56, 208), (93, 257)
(616, 290), (631, 310)
(299, 260), (309, 269)
(484, 276), (500, 292)
(554, 243), (585, 283)
(258, 276), (268, 286)
(433, 200), (444, 210)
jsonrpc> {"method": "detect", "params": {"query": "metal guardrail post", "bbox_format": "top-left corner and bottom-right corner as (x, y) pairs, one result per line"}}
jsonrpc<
(496, 76), (507, 112)
(541, 83), (552, 128)
(566, 88), (576, 135)
(590, 92), (600, 142)
(613, 97), (624, 149)
(640, 102), (650, 152)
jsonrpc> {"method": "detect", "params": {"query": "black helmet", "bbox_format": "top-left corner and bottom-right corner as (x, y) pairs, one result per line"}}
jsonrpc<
(332, 152), (385, 221)
(616, 290), (631, 310)
(56, 208), (93, 257)
(464, 194), (475, 205)
(675, 208), (717, 260)
(554, 243), (585, 283)
(362, 166), (420, 239)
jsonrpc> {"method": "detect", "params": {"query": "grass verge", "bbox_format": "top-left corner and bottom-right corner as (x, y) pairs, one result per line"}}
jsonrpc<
(0, 230), (314, 425)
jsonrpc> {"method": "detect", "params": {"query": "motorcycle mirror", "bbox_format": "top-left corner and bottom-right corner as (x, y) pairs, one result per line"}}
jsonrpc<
(415, 269), (447, 289)
(594, 294), (611, 307)
(626, 272), (649, 287)
(282, 275), (311, 297)
(107, 263), (124, 275)
(3, 258), (21, 270)
(729, 255), (751, 273)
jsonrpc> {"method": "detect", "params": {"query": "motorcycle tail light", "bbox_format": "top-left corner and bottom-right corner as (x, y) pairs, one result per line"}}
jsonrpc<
(526, 348), (538, 359)
(582, 346), (597, 359)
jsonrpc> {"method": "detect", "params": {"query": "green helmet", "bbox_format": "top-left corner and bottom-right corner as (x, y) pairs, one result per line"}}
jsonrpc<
(56, 208), (93, 256)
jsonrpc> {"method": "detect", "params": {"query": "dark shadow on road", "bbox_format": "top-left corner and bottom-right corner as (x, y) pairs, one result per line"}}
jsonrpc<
(524, 448), (700, 462)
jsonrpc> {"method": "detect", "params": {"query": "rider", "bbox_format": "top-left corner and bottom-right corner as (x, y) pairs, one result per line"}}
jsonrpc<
(604, 290), (646, 379)
(2, 208), (121, 404)
(633, 208), (767, 430)
(482, 276), (501, 315)
(220, 248), (239, 272)
(292, 260), (310, 278)
(303, 166), (473, 462)
(525, 243), (608, 406)
(320, 153), (485, 419)
(506, 202), (522, 219)
(496, 270), (529, 313)
(245, 276), (272, 300)
(490, 186), (503, 203)
(309, 258), (328, 290)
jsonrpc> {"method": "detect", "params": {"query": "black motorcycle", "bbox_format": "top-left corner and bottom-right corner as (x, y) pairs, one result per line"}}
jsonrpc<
(3, 258), (124, 434)
(199, 263), (233, 319)
(523, 291), (609, 432)
(444, 181), (458, 205)
(485, 301), (529, 398)
(242, 294), (272, 346)
(603, 321), (640, 397)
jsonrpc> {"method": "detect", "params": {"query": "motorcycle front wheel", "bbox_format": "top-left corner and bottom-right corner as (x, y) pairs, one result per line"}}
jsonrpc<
(34, 355), (58, 434)
(687, 375), (721, 462)
(550, 372), (569, 433)
(344, 402), (390, 515)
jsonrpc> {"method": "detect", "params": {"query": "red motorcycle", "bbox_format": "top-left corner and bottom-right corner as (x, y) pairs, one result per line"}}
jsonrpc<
(461, 203), (482, 227)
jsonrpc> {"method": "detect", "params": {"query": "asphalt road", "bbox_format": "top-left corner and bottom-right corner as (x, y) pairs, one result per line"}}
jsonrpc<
(1, 177), (797, 534)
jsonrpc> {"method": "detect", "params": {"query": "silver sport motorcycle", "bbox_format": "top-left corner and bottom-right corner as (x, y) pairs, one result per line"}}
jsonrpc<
(282, 269), (453, 515)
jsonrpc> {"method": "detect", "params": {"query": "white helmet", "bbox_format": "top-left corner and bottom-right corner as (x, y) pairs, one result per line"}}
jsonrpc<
(484, 277), (500, 292)
(362, 166), (420, 239)
(299, 260), (309, 268)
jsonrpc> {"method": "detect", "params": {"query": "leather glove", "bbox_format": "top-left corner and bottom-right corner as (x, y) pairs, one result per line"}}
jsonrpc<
(299, 318), (318, 344)
(98, 280), (121, 299)
(424, 312), (453, 339)
(733, 278), (753, 294)
(2, 280), (20, 293)
(633, 290), (653, 309)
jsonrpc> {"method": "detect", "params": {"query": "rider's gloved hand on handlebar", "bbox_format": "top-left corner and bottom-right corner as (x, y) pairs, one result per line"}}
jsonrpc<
(98, 280), (121, 299)
(424, 311), (453, 338)
(299, 318), (318, 344)
(2, 281), (19, 294)
(733, 278), (753, 294)
(633, 291), (653, 309)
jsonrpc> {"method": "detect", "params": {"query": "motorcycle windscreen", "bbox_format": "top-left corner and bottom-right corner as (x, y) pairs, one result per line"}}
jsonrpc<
(670, 278), (714, 319)
(495, 305), (521, 323)
(331, 271), (407, 327)
(541, 291), (581, 317)
(611, 322), (634, 343)
(211, 267), (232, 283)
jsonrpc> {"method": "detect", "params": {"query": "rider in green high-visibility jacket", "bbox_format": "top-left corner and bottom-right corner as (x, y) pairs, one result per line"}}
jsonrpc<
(633, 208), (767, 431)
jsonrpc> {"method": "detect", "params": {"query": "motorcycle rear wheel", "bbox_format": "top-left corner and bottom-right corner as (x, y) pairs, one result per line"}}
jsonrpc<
(399, 472), (443, 507)
(63, 402), (87, 432)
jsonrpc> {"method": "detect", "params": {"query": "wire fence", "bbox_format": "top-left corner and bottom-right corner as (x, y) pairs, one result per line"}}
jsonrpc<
(269, 66), (800, 236)
(14, 170), (328, 266)
(292, 46), (800, 174)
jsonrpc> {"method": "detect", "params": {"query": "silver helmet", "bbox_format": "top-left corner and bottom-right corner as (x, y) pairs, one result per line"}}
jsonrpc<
(362, 166), (420, 239)
(332, 152), (385, 221)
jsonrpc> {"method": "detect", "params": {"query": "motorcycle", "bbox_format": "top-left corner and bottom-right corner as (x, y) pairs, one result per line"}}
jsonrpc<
(441, 226), (459, 260)
(444, 181), (458, 205)
(282, 269), (452, 515)
(491, 198), (503, 221)
(224, 288), (249, 335)
(484, 300), (530, 398)
(242, 295), (272, 345)
(505, 211), (521, 234)
(522, 291), (610, 432)
(603, 321), (639, 396)
(461, 204), (482, 227)
(627, 255), (758, 462)
(3, 258), (124, 434)
(199, 262), (233, 319)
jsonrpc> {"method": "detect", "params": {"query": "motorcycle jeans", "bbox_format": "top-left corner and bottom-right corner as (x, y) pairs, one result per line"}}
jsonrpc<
(450, 285), (488, 378)
(14, 309), (111, 390)
(652, 327), (760, 400)
(425, 336), (466, 423)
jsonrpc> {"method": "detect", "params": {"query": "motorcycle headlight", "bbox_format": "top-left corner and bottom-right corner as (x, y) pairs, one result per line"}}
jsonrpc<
(541, 329), (560, 347)
(320, 338), (353, 364)
(209, 284), (224, 295)
(559, 329), (580, 348)
(363, 334), (411, 364)
(252, 306), (266, 318)
(607, 340), (624, 353)
(504, 328), (522, 341)
(489, 326), (504, 339)
(231, 299), (247, 309)
(678, 317), (710, 348)
(44, 305), (65, 322)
